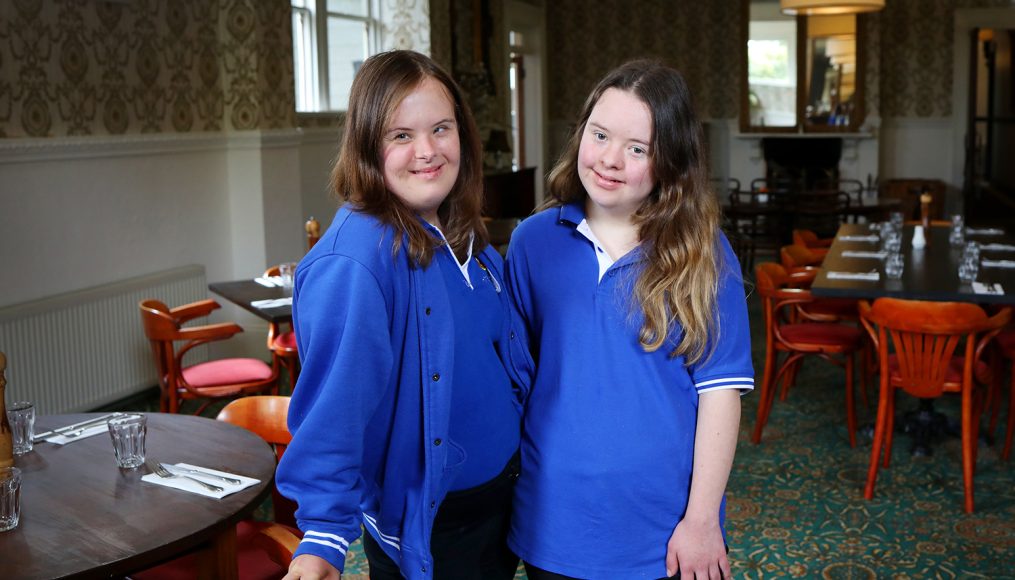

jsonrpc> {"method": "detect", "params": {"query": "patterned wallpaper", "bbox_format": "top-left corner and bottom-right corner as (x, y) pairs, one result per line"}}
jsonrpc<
(0, 0), (295, 138)
(545, 0), (742, 123)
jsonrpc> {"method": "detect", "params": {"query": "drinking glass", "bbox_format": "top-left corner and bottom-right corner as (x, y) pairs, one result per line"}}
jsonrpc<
(884, 253), (905, 279)
(958, 257), (979, 284)
(962, 241), (981, 262)
(890, 211), (904, 229)
(279, 262), (298, 297)
(881, 230), (902, 254)
(7, 401), (35, 456)
(107, 414), (147, 469)
(0, 467), (21, 533)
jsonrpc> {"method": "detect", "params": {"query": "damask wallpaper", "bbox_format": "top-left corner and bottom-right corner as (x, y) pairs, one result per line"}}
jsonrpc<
(0, 0), (295, 138)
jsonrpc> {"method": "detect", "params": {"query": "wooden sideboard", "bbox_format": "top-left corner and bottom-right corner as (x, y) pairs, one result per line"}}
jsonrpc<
(483, 167), (536, 218)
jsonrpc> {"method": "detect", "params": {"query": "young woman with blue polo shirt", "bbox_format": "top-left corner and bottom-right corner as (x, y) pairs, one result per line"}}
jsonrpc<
(276, 50), (531, 580)
(505, 60), (754, 579)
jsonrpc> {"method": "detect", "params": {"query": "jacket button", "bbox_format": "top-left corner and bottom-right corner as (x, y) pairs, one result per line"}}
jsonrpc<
(430, 501), (436, 509)
(433, 438), (442, 446)
(510, 331), (516, 339)
(425, 307), (431, 315)
(432, 373), (440, 382)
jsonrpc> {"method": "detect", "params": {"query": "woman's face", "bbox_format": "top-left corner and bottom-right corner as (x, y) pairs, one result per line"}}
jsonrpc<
(381, 78), (461, 226)
(577, 88), (656, 221)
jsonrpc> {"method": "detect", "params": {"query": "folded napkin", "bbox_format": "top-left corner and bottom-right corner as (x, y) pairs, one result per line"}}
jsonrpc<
(838, 235), (880, 242)
(826, 271), (880, 281)
(981, 259), (1015, 269)
(251, 297), (293, 309)
(972, 282), (1005, 295)
(966, 227), (1006, 236)
(254, 276), (283, 287)
(46, 423), (108, 445)
(141, 462), (260, 499)
(981, 243), (1015, 251)
(841, 250), (887, 259)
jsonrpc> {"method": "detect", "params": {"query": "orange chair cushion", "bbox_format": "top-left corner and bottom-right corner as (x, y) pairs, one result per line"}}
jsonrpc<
(886, 354), (989, 386)
(272, 331), (297, 352)
(182, 358), (273, 388)
(130, 520), (289, 580)
(806, 298), (858, 319)
(781, 323), (863, 348)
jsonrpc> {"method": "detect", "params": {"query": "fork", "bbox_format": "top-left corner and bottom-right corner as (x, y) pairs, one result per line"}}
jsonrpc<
(148, 460), (224, 492)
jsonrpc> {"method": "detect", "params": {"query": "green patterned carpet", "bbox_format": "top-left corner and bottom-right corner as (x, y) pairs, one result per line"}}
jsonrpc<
(127, 290), (1014, 578)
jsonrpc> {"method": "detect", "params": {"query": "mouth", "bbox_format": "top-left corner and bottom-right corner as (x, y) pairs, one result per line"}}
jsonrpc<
(593, 169), (624, 187)
(411, 164), (444, 179)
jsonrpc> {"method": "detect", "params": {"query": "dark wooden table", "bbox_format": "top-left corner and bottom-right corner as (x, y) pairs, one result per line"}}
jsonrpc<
(209, 279), (292, 324)
(812, 223), (1015, 303)
(1, 413), (275, 580)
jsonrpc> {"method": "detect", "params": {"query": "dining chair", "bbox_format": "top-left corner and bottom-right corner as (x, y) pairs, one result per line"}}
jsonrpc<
(792, 228), (834, 252)
(726, 184), (792, 270)
(858, 298), (1010, 513)
(753, 263), (866, 447)
(263, 265), (300, 391)
(780, 243), (825, 271)
(139, 299), (279, 415)
(990, 328), (1015, 460)
(132, 396), (299, 579)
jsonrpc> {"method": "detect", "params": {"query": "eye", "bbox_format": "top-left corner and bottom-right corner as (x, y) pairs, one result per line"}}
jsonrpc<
(630, 145), (648, 157)
(434, 125), (449, 134)
(391, 132), (411, 142)
(592, 130), (607, 141)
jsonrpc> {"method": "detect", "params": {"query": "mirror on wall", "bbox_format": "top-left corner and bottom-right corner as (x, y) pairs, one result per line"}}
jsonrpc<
(742, 0), (864, 133)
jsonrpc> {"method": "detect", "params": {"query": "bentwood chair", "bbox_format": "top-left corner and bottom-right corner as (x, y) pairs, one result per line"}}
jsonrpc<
(859, 298), (1010, 513)
(792, 228), (834, 254)
(263, 265), (300, 390)
(753, 263), (865, 447)
(133, 396), (299, 579)
(139, 299), (279, 415)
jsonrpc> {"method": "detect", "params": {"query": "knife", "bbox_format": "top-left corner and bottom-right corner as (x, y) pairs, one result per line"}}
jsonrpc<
(165, 465), (243, 485)
(33, 413), (123, 443)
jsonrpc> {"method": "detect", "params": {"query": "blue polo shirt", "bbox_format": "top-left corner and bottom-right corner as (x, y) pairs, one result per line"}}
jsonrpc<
(430, 228), (521, 490)
(504, 203), (754, 578)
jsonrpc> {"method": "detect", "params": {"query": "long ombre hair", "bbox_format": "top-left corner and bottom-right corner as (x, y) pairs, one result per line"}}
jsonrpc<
(330, 50), (487, 266)
(545, 59), (723, 364)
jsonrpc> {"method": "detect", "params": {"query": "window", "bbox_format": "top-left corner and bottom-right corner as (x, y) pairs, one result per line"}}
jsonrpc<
(291, 0), (379, 113)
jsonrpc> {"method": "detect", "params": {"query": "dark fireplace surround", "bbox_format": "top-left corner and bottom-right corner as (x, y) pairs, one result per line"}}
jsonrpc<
(763, 137), (842, 190)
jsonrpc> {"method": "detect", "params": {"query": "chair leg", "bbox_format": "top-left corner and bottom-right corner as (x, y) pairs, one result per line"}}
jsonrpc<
(883, 388), (896, 468)
(778, 357), (803, 402)
(865, 377), (891, 501)
(752, 347), (782, 444)
(845, 354), (856, 447)
(1003, 370), (1015, 460)
(961, 386), (976, 513)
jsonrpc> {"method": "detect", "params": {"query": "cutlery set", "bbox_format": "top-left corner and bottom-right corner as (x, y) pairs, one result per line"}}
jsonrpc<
(146, 460), (247, 493)
(32, 412), (125, 443)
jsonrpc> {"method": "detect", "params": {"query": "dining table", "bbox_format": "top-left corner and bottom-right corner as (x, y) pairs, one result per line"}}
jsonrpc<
(811, 222), (1015, 455)
(0, 412), (276, 579)
(209, 278), (292, 324)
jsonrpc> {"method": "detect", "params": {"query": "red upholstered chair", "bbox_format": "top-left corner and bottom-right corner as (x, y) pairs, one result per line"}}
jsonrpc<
(859, 299), (1010, 513)
(791, 229), (832, 258)
(132, 396), (299, 579)
(139, 299), (279, 415)
(780, 243), (826, 271)
(263, 265), (300, 391)
(753, 263), (866, 447)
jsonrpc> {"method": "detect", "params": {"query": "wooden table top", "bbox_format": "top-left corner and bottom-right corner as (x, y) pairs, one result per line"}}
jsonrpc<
(1, 413), (275, 580)
(209, 279), (292, 324)
(812, 223), (1015, 303)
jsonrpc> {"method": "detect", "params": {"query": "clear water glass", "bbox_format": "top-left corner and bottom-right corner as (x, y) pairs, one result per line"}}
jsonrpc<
(881, 230), (902, 254)
(949, 225), (965, 246)
(951, 214), (964, 230)
(7, 401), (35, 456)
(0, 467), (20, 533)
(963, 241), (981, 262)
(890, 212), (904, 229)
(885, 253), (905, 279)
(958, 257), (979, 283)
(107, 414), (147, 469)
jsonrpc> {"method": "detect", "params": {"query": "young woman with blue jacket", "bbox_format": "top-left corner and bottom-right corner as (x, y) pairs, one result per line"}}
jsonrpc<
(277, 50), (532, 580)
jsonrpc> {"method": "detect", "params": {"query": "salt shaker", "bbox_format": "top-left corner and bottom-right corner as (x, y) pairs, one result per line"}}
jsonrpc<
(912, 225), (927, 249)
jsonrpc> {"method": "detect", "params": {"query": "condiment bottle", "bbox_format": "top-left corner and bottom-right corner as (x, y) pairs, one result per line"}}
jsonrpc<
(920, 189), (933, 245)
(0, 352), (13, 468)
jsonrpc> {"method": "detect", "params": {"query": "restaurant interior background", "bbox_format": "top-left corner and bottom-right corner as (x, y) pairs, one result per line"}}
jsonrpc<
(1, 0), (1014, 413)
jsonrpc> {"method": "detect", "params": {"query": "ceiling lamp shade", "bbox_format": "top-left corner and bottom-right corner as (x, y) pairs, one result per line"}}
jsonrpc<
(781, 0), (885, 15)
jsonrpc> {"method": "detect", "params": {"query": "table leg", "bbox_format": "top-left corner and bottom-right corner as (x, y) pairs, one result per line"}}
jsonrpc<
(197, 526), (239, 580)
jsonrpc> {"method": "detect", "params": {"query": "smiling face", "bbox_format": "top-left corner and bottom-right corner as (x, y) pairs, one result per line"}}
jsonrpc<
(577, 88), (656, 221)
(381, 78), (461, 226)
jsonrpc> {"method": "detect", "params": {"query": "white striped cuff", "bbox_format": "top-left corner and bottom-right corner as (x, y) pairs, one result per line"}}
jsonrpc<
(695, 376), (754, 394)
(301, 530), (350, 556)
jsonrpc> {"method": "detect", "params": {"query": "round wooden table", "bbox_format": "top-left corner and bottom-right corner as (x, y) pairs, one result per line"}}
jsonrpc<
(0, 413), (275, 580)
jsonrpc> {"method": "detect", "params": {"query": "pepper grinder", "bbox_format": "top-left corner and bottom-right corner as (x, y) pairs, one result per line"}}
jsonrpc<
(0, 352), (13, 468)
(920, 189), (933, 244)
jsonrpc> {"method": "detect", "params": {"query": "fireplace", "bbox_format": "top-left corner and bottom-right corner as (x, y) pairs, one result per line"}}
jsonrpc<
(762, 137), (842, 190)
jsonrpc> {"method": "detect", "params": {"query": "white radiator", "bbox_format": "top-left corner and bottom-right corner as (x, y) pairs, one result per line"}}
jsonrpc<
(0, 265), (207, 413)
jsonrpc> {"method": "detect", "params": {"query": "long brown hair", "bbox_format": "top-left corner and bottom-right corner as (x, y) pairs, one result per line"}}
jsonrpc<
(545, 59), (723, 364)
(330, 50), (487, 266)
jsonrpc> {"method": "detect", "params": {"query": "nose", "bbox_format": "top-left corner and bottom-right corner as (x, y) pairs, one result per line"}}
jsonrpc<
(599, 143), (623, 169)
(415, 135), (435, 161)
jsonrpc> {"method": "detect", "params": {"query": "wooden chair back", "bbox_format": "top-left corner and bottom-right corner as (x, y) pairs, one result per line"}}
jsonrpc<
(216, 396), (296, 527)
(780, 244), (823, 271)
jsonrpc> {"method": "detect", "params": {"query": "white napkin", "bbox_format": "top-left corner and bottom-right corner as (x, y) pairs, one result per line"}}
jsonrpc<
(966, 227), (1006, 236)
(972, 282), (1005, 295)
(981, 259), (1015, 269)
(827, 271), (880, 281)
(46, 424), (108, 445)
(251, 297), (293, 309)
(841, 250), (887, 259)
(839, 235), (880, 242)
(981, 243), (1015, 251)
(254, 276), (284, 287)
(142, 462), (260, 499)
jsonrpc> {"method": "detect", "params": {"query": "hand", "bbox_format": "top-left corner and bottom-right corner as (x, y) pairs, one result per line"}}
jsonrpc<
(665, 517), (729, 579)
(282, 554), (342, 580)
